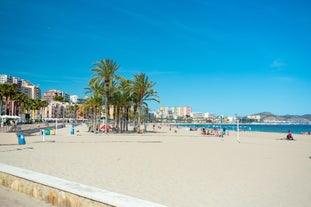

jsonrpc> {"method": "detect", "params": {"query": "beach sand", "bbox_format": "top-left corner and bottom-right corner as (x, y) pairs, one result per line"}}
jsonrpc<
(1, 124), (311, 207)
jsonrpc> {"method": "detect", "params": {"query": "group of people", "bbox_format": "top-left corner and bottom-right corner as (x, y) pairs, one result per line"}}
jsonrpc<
(301, 131), (311, 135)
(201, 127), (227, 137)
(200, 127), (297, 141)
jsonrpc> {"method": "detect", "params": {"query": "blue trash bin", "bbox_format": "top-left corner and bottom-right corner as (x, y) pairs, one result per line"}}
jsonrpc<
(70, 128), (74, 135)
(18, 134), (26, 145)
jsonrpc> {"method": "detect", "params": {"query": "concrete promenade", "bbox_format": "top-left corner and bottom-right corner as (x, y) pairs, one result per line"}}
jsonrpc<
(0, 185), (53, 207)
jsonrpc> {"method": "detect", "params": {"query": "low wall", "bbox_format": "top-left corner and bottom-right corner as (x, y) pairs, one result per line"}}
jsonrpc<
(0, 163), (167, 207)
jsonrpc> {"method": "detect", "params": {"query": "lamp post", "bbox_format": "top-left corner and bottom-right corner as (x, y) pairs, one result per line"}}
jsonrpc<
(56, 117), (58, 135)
(54, 104), (57, 135)
(236, 114), (240, 143)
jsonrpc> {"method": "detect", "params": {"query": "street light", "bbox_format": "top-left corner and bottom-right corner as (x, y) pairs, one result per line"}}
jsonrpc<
(236, 114), (240, 143)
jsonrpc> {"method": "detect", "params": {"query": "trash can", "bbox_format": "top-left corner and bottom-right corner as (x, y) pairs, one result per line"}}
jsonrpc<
(45, 128), (50, 135)
(18, 134), (26, 145)
(70, 128), (74, 135)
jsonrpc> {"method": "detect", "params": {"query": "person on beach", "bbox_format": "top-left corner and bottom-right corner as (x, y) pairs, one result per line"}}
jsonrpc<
(287, 130), (294, 140)
(201, 127), (206, 135)
(222, 127), (226, 137)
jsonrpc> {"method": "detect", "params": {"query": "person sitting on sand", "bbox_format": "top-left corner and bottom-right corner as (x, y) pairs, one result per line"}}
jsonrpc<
(201, 127), (206, 135)
(286, 130), (294, 140)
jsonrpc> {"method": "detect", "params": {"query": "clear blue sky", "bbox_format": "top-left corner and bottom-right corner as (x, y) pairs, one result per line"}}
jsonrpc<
(1, 0), (310, 116)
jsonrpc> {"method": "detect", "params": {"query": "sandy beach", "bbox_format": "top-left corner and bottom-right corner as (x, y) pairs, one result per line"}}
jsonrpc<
(1, 124), (311, 207)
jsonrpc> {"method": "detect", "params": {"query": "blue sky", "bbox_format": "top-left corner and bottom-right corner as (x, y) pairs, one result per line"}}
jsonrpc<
(1, 0), (310, 116)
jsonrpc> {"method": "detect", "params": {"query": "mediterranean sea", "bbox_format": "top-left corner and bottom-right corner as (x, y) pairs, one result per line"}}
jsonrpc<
(175, 123), (311, 135)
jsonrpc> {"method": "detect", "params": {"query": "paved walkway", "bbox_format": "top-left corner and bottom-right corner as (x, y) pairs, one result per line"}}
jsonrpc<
(0, 122), (66, 133)
(0, 185), (53, 207)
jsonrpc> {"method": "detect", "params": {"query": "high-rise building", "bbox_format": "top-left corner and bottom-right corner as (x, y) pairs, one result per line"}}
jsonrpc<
(158, 106), (192, 118)
(43, 89), (70, 103)
(24, 85), (41, 99)
(0, 74), (41, 99)
(0, 74), (42, 116)
(0, 74), (13, 84)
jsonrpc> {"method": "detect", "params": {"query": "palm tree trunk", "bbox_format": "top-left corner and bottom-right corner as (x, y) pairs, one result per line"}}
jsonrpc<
(92, 107), (96, 133)
(0, 97), (2, 115)
(137, 104), (142, 133)
(125, 106), (129, 132)
(104, 80), (109, 134)
(116, 107), (120, 129)
(120, 108), (124, 133)
(5, 98), (9, 115)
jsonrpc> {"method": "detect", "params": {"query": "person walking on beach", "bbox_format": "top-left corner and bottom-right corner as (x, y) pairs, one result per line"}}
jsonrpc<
(222, 127), (226, 137)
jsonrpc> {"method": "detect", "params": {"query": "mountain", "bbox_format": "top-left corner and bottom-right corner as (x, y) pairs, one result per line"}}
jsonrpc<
(254, 112), (311, 123)
(302, 114), (311, 120)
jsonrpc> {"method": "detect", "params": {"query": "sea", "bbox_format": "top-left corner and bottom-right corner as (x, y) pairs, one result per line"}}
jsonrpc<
(174, 123), (311, 135)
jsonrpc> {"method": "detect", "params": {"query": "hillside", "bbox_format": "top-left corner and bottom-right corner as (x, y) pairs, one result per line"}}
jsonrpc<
(255, 112), (311, 123)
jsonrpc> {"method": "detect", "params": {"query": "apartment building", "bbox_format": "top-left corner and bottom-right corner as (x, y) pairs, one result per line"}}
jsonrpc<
(158, 106), (193, 119)
(0, 74), (13, 84)
(0, 74), (41, 99)
(43, 89), (70, 103)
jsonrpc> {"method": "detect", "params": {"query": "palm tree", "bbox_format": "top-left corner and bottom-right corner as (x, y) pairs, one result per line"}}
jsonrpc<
(85, 82), (104, 133)
(68, 105), (75, 119)
(18, 95), (32, 121)
(66, 104), (79, 122)
(90, 59), (119, 133)
(54, 95), (65, 102)
(0, 84), (8, 115)
(12, 91), (29, 116)
(29, 99), (41, 121)
(39, 100), (48, 120)
(108, 80), (120, 128)
(111, 76), (133, 132)
(0, 83), (18, 115)
(84, 94), (103, 133)
(73, 104), (79, 122)
(131, 73), (159, 133)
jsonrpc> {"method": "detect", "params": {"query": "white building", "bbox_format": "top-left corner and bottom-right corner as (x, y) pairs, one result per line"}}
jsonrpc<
(0, 74), (41, 99)
(190, 112), (205, 119)
(70, 95), (78, 104)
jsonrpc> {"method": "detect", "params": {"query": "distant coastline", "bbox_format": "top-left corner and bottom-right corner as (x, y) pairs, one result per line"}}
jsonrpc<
(174, 122), (311, 135)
